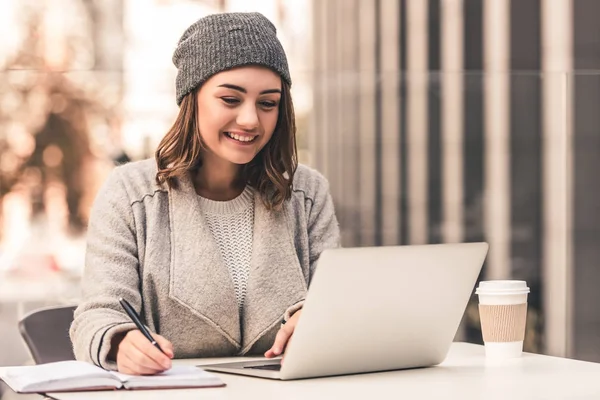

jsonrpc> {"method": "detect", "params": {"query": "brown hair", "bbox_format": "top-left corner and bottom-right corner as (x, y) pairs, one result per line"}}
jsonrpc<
(155, 80), (297, 210)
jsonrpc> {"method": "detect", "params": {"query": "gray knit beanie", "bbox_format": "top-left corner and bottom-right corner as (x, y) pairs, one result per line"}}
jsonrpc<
(172, 12), (291, 106)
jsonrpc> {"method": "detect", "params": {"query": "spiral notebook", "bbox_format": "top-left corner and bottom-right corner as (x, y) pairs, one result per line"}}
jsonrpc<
(0, 360), (225, 393)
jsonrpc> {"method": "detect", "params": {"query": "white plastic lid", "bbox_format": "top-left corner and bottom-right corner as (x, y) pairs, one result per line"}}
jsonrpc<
(475, 280), (530, 295)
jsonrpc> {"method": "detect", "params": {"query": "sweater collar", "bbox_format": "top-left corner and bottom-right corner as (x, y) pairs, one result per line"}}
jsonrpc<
(197, 186), (254, 215)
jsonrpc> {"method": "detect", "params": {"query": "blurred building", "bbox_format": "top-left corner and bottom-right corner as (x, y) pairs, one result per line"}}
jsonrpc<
(310, 0), (599, 362)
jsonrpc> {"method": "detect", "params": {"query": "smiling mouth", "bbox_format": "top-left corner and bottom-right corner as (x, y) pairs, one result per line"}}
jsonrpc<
(224, 132), (258, 143)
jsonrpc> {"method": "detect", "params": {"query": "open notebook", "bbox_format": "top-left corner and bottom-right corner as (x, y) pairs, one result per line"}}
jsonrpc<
(0, 360), (225, 393)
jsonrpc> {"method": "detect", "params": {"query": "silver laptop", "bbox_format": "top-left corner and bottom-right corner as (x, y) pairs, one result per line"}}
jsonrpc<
(202, 242), (488, 380)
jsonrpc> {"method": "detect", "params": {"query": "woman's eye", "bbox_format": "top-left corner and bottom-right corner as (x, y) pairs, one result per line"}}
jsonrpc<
(221, 97), (240, 105)
(260, 101), (277, 109)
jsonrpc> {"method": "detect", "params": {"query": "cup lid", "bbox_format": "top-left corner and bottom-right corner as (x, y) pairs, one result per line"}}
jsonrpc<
(475, 280), (530, 295)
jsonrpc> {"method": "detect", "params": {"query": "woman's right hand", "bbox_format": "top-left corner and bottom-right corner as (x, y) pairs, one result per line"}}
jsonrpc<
(114, 330), (174, 375)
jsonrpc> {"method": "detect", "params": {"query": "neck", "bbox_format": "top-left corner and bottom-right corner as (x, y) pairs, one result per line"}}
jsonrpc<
(193, 155), (244, 201)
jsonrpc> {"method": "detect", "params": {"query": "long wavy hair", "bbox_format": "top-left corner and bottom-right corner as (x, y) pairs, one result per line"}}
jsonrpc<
(155, 79), (297, 210)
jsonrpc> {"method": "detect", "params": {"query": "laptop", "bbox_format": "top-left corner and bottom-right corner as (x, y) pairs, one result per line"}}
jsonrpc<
(202, 242), (488, 380)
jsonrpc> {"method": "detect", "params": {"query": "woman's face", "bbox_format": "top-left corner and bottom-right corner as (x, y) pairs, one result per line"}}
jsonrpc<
(196, 65), (282, 166)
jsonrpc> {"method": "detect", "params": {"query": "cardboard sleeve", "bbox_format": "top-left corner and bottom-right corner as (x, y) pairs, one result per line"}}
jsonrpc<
(478, 303), (527, 342)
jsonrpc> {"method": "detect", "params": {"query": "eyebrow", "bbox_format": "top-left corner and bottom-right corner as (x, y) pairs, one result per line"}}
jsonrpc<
(218, 83), (281, 95)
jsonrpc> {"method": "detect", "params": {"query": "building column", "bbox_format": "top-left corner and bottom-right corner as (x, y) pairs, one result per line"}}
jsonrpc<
(406, 0), (429, 244)
(380, 0), (401, 245)
(357, 0), (378, 246)
(541, 0), (573, 358)
(483, 0), (511, 280)
(441, 0), (464, 244)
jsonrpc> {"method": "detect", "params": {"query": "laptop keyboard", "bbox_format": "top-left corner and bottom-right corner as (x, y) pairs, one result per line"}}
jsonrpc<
(243, 363), (282, 371)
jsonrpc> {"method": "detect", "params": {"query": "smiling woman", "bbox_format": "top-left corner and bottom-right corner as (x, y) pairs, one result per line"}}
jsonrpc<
(155, 65), (297, 208)
(69, 11), (340, 376)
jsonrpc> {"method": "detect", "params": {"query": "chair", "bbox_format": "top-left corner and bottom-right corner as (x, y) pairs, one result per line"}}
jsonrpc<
(18, 305), (77, 364)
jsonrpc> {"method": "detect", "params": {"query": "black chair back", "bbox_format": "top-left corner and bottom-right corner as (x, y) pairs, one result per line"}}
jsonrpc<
(18, 305), (77, 364)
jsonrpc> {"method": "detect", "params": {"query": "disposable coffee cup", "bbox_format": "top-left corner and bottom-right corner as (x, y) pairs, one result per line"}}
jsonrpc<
(475, 280), (529, 359)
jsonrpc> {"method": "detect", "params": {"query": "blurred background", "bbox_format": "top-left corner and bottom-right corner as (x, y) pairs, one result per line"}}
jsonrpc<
(0, 0), (599, 392)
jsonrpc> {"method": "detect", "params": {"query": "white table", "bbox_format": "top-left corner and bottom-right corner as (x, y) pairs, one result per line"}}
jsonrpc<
(25, 343), (600, 399)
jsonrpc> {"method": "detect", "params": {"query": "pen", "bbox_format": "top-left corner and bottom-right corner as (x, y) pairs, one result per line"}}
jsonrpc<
(118, 297), (166, 355)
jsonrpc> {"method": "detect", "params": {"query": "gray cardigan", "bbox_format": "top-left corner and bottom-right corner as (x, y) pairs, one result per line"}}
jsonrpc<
(69, 159), (340, 370)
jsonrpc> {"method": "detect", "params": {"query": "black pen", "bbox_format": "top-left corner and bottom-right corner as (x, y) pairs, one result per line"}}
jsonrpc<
(118, 297), (166, 355)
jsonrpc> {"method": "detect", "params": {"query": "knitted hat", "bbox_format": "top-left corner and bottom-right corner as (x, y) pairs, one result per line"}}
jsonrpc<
(172, 12), (291, 106)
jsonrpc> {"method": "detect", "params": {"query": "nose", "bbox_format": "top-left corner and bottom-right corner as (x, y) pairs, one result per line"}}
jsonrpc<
(236, 103), (260, 131)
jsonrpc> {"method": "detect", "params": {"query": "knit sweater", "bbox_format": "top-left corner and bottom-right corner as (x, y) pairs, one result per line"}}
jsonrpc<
(69, 160), (341, 370)
(199, 186), (254, 313)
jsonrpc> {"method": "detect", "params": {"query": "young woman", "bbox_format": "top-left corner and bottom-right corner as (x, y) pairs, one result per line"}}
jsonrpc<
(69, 12), (340, 375)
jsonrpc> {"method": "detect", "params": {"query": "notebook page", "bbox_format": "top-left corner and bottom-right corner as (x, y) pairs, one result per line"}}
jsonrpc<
(111, 366), (224, 389)
(0, 361), (118, 393)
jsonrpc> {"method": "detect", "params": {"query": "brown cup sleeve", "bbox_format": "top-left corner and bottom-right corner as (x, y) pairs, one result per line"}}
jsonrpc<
(478, 303), (527, 342)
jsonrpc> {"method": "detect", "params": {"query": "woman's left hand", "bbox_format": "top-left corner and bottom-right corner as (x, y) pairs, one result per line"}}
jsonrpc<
(264, 310), (302, 359)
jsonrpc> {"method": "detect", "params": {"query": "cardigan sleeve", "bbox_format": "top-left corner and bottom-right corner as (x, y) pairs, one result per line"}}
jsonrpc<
(307, 173), (341, 280)
(69, 167), (140, 371)
(284, 171), (341, 322)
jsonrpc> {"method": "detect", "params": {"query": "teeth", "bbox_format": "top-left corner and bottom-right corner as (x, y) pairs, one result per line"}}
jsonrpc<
(226, 132), (256, 142)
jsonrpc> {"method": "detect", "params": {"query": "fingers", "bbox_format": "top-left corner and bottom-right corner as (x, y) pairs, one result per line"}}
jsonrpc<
(264, 348), (277, 358)
(265, 324), (293, 358)
(121, 345), (167, 375)
(152, 333), (175, 359)
(116, 330), (172, 375)
(118, 351), (164, 375)
(131, 335), (172, 369)
(265, 310), (303, 358)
